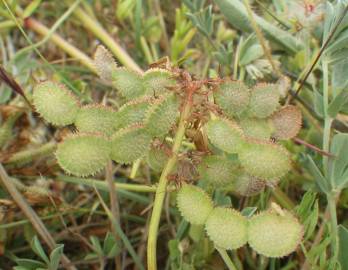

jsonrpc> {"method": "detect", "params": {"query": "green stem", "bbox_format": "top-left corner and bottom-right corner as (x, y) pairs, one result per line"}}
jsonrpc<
(216, 247), (238, 270)
(147, 99), (191, 270)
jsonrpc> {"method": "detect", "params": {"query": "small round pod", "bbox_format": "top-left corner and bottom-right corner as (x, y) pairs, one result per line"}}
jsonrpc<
(75, 105), (116, 136)
(238, 140), (290, 180)
(111, 67), (144, 100)
(239, 117), (273, 141)
(214, 80), (250, 118)
(33, 81), (80, 126)
(146, 142), (170, 172)
(114, 96), (152, 130)
(56, 133), (110, 177)
(234, 172), (266, 197)
(93, 45), (117, 82)
(271, 105), (302, 140)
(248, 207), (303, 257)
(205, 207), (248, 250)
(249, 83), (280, 118)
(198, 155), (238, 188)
(142, 68), (176, 96)
(176, 184), (214, 225)
(205, 118), (245, 154)
(144, 93), (180, 137)
(110, 124), (152, 164)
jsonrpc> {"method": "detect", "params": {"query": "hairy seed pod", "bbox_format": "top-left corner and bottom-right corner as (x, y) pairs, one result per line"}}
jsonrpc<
(112, 68), (144, 100)
(271, 105), (302, 140)
(239, 117), (273, 140)
(214, 81), (250, 118)
(205, 207), (248, 249)
(111, 124), (152, 164)
(249, 83), (279, 118)
(248, 207), (303, 257)
(75, 105), (116, 136)
(33, 81), (80, 125)
(146, 143), (169, 172)
(198, 155), (238, 187)
(56, 134), (110, 177)
(205, 118), (244, 153)
(114, 96), (152, 130)
(93, 45), (117, 81)
(177, 184), (214, 225)
(144, 93), (180, 137)
(142, 68), (175, 96)
(234, 172), (266, 196)
(238, 141), (290, 180)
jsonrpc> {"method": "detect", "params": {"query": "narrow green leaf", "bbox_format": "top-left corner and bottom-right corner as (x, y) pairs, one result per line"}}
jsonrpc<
(328, 90), (348, 117)
(306, 155), (330, 193)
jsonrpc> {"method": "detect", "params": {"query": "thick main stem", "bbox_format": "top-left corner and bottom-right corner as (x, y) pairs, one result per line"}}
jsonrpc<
(147, 100), (191, 270)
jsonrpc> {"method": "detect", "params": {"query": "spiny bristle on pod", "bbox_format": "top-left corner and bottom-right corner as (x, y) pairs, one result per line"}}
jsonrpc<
(239, 117), (273, 140)
(248, 205), (303, 257)
(110, 124), (152, 164)
(144, 93), (180, 137)
(33, 81), (80, 126)
(176, 184), (214, 225)
(238, 140), (290, 180)
(198, 155), (238, 187)
(214, 81), (250, 118)
(56, 133), (110, 177)
(93, 45), (117, 81)
(234, 171), (266, 196)
(114, 96), (152, 130)
(142, 68), (176, 96)
(111, 67), (144, 100)
(75, 105), (117, 136)
(146, 142), (170, 172)
(249, 83), (280, 118)
(205, 118), (245, 154)
(271, 105), (302, 140)
(205, 207), (248, 250)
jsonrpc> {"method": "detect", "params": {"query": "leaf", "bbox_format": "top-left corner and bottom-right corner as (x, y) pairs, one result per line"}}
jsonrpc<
(338, 225), (348, 270)
(103, 232), (121, 258)
(22, 0), (42, 18)
(15, 259), (46, 270)
(305, 155), (330, 193)
(187, 5), (214, 38)
(328, 90), (348, 118)
(241, 206), (257, 217)
(332, 58), (348, 91)
(90, 236), (103, 255)
(49, 244), (64, 270)
(31, 236), (49, 264)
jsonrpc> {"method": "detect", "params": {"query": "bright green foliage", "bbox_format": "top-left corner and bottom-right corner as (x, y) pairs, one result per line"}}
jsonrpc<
(271, 105), (302, 140)
(214, 81), (250, 118)
(205, 207), (248, 250)
(142, 68), (175, 96)
(205, 118), (244, 153)
(114, 97), (152, 130)
(198, 155), (237, 187)
(111, 124), (152, 164)
(75, 105), (116, 136)
(177, 184), (214, 225)
(146, 143), (169, 172)
(239, 141), (290, 180)
(112, 68), (144, 100)
(248, 207), (303, 257)
(56, 134), (110, 177)
(234, 172), (266, 196)
(239, 117), (273, 140)
(248, 83), (279, 118)
(33, 81), (80, 125)
(144, 93), (180, 137)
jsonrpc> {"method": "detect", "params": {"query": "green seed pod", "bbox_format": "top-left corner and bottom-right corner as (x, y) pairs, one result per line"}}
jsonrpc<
(114, 96), (152, 130)
(271, 105), (302, 140)
(248, 206), (303, 257)
(176, 184), (214, 225)
(214, 81), (250, 118)
(205, 118), (245, 154)
(205, 207), (248, 250)
(75, 105), (116, 136)
(249, 83), (279, 118)
(239, 117), (273, 140)
(234, 172), (266, 196)
(112, 68), (144, 100)
(146, 142), (169, 172)
(144, 93), (180, 137)
(56, 133), (110, 177)
(142, 68), (176, 96)
(238, 141), (290, 180)
(198, 155), (238, 187)
(33, 81), (80, 125)
(111, 124), (152, 164)
(93, 45), (117, 81)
